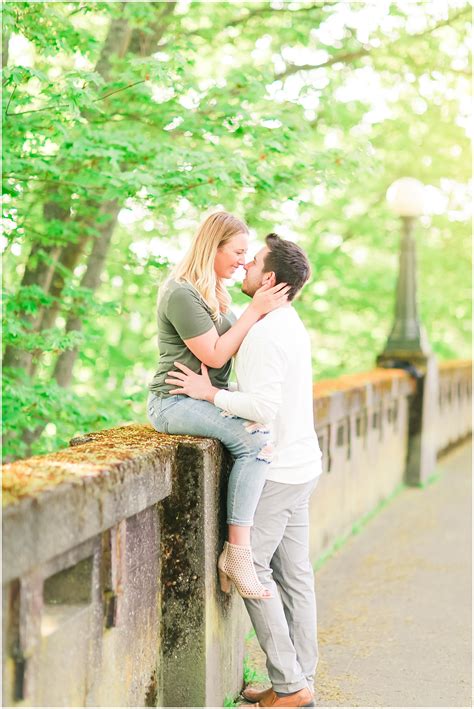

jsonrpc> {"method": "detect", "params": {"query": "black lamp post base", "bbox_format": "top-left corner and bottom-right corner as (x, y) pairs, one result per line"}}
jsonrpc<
(377, 351), (439, 486)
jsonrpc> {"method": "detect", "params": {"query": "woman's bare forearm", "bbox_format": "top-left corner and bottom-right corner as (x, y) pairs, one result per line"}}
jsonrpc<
(210, 304), (260, 366)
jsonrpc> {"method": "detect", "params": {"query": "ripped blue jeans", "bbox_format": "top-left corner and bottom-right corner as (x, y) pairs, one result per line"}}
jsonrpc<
(147, 393), (272, 526)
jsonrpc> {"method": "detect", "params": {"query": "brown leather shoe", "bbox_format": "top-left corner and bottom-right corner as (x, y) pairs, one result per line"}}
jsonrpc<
(242, 686), (273, 703)
(255, 687), (314, 707)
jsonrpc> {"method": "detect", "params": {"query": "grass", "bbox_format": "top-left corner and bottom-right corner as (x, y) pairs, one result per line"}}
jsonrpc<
(420, 466), (444, 488)
(245, 627), (256, 642)
(222, 654), (268, 707)
(243, 654), (269, 685)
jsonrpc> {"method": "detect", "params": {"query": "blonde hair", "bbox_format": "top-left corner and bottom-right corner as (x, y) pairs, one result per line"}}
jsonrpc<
(165, 211), (249, 321)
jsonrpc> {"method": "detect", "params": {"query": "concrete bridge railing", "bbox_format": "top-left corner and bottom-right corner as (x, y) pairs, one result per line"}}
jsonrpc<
(2, 361), (471, 707)
(436, 360), (472, 453)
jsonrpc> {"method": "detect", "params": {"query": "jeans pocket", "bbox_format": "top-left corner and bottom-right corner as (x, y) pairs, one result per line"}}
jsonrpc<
(159, 395), (182, 415)
(147, 394), (166, 433)
(149, 395), (183, 434)
(147, 394), (158, 419)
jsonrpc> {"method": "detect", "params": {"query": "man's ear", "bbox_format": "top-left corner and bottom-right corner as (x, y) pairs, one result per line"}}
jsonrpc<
(263, 271), (276, 287)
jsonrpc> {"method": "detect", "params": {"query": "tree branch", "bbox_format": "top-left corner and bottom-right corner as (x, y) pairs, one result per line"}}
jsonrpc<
(4, 84), (17, 117)
(5, 78), (147, 117)
(279, 48), (369, 78)
(226, 2), (336, 28)
(279, 5), (471, 78)
(421, 5), (471, 35)
(4, 174), (96, 189)
(180, 1), (337, 39)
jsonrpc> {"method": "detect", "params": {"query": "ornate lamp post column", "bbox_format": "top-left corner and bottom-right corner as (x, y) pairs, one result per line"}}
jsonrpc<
(378, 177), (431, 359)
(377, 177), (438, 486)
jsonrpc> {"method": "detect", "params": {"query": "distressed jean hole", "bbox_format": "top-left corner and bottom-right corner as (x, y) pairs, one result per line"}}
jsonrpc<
(244, 421), (270, 435)
(256, 443), (274, 463)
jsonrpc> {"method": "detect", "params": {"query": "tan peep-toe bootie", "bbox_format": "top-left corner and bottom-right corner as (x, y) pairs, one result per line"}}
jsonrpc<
(217, 541), (271, 600)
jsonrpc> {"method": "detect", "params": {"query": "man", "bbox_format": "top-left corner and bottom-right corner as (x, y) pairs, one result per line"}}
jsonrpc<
(166, 234), (322, 707)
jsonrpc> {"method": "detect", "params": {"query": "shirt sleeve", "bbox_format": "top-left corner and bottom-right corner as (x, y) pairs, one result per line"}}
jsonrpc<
(214, 336), (287, 423)
(166, 286), (215, 340)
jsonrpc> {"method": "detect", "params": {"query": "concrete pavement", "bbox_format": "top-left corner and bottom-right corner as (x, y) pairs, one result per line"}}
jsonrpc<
(241, 442), (472, 708)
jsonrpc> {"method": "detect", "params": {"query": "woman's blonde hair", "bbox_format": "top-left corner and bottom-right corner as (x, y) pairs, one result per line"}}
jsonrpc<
(165, 211), (249, 320)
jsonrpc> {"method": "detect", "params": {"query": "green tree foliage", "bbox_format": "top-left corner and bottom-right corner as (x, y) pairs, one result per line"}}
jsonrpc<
(2, 1), (471, 460)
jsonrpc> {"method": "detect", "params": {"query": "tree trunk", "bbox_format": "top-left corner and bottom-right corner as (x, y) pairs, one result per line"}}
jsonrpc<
(95, 17), (133, 81)
(28, 232), (90, 377)
(4, 13), (135, 373)
(129, 2), (177, 55)
(20, 202), (120, 453)
(51, 3), (178, 390)
(2, 238), (61, 371)
(34, 2), (178, 374)
(3, 27), (10, 67)
(17, 3), (178, 453)
(53, 201), (121, 389)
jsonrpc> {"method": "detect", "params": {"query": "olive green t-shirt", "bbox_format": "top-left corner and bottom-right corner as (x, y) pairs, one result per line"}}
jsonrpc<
(148, 279), (236, 397)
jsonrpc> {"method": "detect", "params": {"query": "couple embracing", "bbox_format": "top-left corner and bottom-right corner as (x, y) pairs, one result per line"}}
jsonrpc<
(147, 212), (322, 708)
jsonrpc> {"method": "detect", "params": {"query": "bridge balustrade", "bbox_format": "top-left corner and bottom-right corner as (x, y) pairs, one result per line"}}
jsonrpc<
(2, 361), (471, 707)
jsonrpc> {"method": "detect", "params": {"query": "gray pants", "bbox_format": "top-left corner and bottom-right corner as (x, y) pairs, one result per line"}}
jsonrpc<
(245, 477), (319, 694)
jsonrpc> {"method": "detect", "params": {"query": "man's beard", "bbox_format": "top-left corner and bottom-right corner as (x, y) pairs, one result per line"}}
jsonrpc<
(241, 278), (261, 298)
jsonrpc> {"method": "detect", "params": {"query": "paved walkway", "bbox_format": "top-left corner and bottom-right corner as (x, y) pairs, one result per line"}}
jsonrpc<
(242, 442), (472, 708)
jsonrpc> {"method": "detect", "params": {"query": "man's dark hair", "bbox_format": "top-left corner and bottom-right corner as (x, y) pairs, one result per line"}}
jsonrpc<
(263, 233), (311, 301)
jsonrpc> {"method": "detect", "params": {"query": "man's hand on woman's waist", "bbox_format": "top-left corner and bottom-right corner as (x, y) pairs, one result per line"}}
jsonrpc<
(166, 362), (219, 403)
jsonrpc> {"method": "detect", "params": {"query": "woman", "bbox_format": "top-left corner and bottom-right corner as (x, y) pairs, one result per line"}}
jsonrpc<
(147, 211), (289, 599)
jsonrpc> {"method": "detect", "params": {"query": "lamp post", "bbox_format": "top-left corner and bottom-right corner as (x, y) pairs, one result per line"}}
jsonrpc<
(377, 177), (438, 487)
(378, 177), (431, 360)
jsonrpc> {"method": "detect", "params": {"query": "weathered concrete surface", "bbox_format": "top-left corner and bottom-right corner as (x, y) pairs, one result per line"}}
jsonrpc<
(242, 442), (472, 707)
(2, 425), (250, 707)
(311, 369), (412, 560)
(92, 506), (162, 708)
(160, 439), (250, 707)
(2, 505), (162, 708)
(3, 424), (174, 582)
(436, 360), (472, 454)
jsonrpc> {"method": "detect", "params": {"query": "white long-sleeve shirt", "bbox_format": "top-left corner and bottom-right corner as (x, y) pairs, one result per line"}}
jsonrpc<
(214, 306), (322, 484)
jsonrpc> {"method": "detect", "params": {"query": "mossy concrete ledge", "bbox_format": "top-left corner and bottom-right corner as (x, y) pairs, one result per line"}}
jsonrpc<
(3, 425), (175, 582)
(2, 424), (248, 708)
